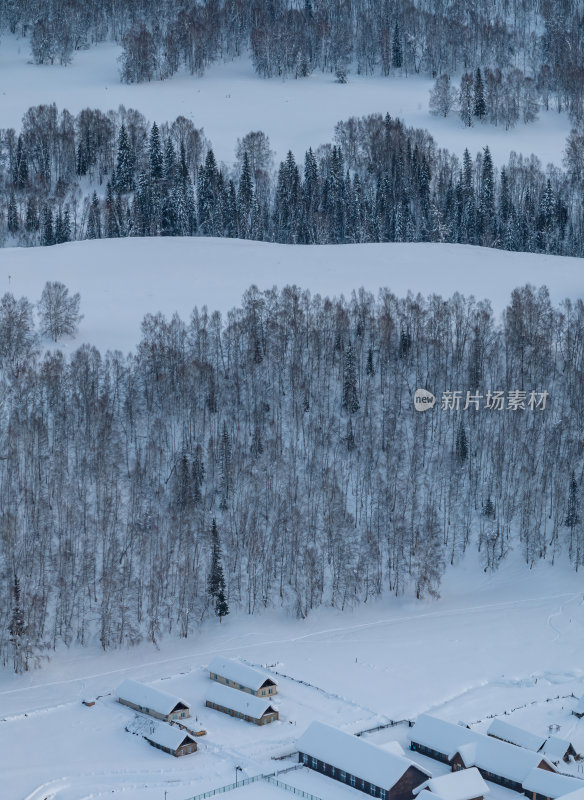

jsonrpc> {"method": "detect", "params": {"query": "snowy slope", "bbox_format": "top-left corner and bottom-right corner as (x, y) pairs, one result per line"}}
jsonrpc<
(0, 237), (582, 354)
(0, 35), (572, 169)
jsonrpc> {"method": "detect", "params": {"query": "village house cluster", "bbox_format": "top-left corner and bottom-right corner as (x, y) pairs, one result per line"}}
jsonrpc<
(117, 657), (279, 757)
(114, 663), (584, 800)
(295, 711), (584, 800)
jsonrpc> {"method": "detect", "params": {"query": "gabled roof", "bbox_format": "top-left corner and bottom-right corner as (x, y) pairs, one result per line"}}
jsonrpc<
(297, 721), (431, 792)
(413, 768), (490, 800)
(143, 722), (196, 751)
(206, 681), (277, 718)
(208, 656), (276, 692)
(409, 714), (477, 755)
(541, 736), (574, 761)
(487, 718), (546, 752)
(410, 714), (556, 785)
(380, 740), (406, 757)
(453, 737), (555, 784)
(117, 678), (189, 716)
(523, 768), (584, 798)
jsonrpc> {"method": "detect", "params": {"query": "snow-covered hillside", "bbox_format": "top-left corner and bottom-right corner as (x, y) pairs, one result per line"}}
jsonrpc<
(0, 35), (571, 169)
(0, 237), (582, 353)
(3, 553), (584, 800)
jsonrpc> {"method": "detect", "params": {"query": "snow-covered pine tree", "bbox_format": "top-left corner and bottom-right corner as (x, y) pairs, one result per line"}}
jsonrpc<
(474, 67), (487, 120)
(342, 341), (359, 413)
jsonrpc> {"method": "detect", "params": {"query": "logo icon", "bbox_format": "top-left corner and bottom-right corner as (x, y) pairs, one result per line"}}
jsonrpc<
(414, 388), (436, 411)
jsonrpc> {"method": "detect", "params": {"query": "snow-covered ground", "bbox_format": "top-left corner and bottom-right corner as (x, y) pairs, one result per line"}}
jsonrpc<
(3, 552), (584, 800)
(0, 237), (582, 353)
(0, 35), (571, 169)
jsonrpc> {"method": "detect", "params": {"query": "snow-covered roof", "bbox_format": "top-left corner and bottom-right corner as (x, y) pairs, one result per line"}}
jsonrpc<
(410, 714), (477, 755)
(379, 740), (406, 757)
(555, 788), (584, 800)
(454, 736), (554, 784)
(206, 682), (278, 719)
(143, 722), (196, 752)
(417, 791), (449, 800)
(410, 715), (555, 785)
(523, 769), (584, 798)
(413, 768), (490, 800)
(117, 679), (189, 716)
(541, 736), (574, 761)
(487, 718), (546, 752)
(297, 721), (431, 791)
(208, 656), (276, 692)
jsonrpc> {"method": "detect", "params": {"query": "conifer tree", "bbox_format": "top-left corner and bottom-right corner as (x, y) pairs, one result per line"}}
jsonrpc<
(14, 136), (28, 189)
(86, 192), (101, 239)
(41, 204), (54, 246)
(163, 137), (177, 184)
(474, 67), (486, 119)
(9, 575), (27, 672)
(342, 341), (359, 413)
(482, 496), (496, 518)
(149, 122), (163, 180)
(7, 193), (18, 235)
(208, 519), (229, 622)
(198, 149), (220, 235)
(238, 151), (254, 237)
(479, 146), (495, 244)
(391, 21), (403, 69)
(455, 421), (468, 462)
(459, 72), (474, 127)
(192, 446), (205, 506)
(565, 472), (580, 529)
(219, 421), (232, 507)
(366, 346), (375, 376)
(115, 123), (134, 192)
(105, 183), (120, 238)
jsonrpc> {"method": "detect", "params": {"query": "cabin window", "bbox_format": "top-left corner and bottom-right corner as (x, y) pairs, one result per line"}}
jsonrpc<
(350, 775), (356, 787)
(302, 754), (308, 765)
(361, 779), (366, 789)
(331, 767), (335, 777)
(380, 791), (386, 799)
(262, 690), (266, 695)
(340, 771), (346, 781)
(312, 757), (317, 768)
(370, 787), (376, 796)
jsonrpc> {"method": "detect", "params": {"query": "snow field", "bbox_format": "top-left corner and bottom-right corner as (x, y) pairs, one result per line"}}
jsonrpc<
(0, 34), (573, 170)
(0, 237), (582, 355)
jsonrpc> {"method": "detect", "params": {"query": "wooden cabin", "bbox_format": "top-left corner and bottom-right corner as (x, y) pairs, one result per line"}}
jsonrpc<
(208, 656), (278, 697)
(297, 721), (431, 800)
(117, 678), (190, 723)
(205, 682), (278, 725)
(143, 723), (197, 757)
(541, 737), (578, 765)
